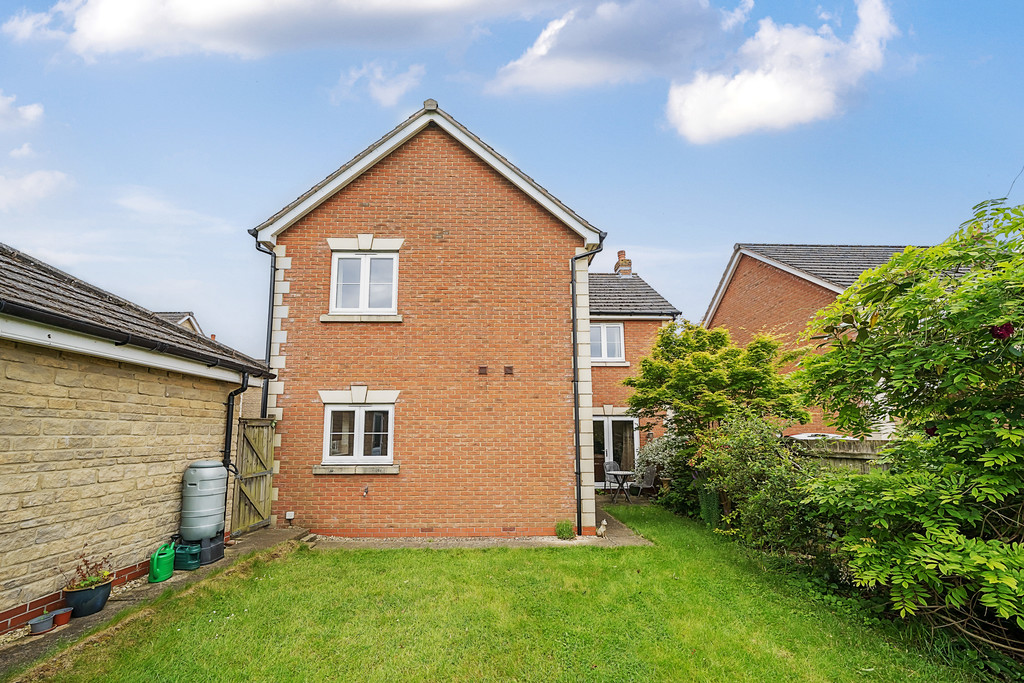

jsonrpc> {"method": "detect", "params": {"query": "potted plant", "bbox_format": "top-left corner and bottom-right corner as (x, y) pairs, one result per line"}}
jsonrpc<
(51, 606), (74, 626)
(27, 610), (55, 635)
(60, 549), (113, 618)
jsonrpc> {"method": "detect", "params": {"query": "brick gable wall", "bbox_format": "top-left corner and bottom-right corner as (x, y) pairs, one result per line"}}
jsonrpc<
(708, 254), (839, 433)
(271, 123), (587, 536)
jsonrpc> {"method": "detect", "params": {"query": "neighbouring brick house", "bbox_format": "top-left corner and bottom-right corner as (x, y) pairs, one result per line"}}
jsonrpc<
(589, 251), (679, 486)
(0, 243), (271, 635)
(703, 243), (909, 433)
(250, 100), (677, 538)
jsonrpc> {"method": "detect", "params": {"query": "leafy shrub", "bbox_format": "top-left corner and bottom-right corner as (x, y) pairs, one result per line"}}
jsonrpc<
(798, 199), (1024, 658)
(555, 520), (575, 540)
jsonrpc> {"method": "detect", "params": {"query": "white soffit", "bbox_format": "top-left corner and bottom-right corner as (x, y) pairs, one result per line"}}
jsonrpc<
(257, 111), (602, 246)
(0, 314), (243, 383)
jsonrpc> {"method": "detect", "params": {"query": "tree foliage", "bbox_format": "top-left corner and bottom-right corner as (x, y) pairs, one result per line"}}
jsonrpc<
(798, 200), (1024, 654)
(624, 321), (809, 437)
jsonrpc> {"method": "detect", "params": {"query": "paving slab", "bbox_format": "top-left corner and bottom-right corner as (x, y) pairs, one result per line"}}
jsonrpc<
(312, 500), (651, 550)
(0, 527), (308, 681)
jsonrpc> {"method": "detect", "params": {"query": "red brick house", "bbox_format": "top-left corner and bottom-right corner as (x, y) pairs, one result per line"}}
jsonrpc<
(252, 100), (673, 537)
(703, 243), (908, 433)
(589, 251), (678, 486)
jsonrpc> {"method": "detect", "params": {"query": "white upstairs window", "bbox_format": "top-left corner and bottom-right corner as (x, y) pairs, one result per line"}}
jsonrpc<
(329, 253), (397, 314)
(590, 323), (624, 362)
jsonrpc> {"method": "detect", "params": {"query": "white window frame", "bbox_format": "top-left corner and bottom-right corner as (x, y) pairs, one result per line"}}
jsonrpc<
(594, 415), (640, 473)
(329, 252), (398, 315)
(590, 322), (625, 362)
(322, 404), (395, 465)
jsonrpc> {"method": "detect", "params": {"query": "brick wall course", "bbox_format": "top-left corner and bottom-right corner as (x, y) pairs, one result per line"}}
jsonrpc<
(0, 338), (243, 633)
(707, 254), (840, 433)
(273, 123), (586, 536)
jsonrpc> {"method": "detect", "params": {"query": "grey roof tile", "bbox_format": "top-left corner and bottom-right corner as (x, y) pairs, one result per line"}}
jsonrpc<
(739, 244), (912, 289)
(589, 274), (680, 316)
(0, 243), (270, 377)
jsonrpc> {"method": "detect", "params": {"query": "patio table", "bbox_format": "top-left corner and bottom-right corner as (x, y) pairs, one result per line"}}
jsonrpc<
(607, 470), (634, 504)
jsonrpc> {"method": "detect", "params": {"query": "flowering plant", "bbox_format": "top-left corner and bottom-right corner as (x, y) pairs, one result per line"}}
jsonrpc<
(60, 547), (113, 590)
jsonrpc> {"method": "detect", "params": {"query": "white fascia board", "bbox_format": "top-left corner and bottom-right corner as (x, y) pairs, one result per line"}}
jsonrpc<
(0, 314), (243, 384)
(702, 249), (845, 327)
(702, 249), (742, 327)
(590, 315), (674, 321)
(740, 250), (845, 294)
(257, 112), (600, 246)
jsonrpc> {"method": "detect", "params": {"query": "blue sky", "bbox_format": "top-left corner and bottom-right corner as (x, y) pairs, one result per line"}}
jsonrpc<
(2, 0), (1022, 358)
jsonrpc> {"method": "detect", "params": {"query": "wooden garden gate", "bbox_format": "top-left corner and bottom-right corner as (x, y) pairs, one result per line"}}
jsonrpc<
(231, 418), (275, 535)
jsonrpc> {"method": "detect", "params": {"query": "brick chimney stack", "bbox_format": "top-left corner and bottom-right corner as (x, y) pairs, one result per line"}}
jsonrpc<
(614, 250), (632, 278)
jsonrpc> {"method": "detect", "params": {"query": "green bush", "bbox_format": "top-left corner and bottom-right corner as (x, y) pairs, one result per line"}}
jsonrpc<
(798, 200), (1024, 657)
(555, 520), (575, 540)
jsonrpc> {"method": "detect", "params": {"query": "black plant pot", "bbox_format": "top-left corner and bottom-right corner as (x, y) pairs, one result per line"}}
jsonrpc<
(64, 581), (113, 618)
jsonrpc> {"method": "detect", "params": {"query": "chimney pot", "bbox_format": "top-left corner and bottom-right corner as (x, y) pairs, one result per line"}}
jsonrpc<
(614, 250), (632, 278)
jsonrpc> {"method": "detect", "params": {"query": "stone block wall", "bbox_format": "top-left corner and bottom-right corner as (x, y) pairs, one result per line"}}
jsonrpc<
(0, 339), (240, 633)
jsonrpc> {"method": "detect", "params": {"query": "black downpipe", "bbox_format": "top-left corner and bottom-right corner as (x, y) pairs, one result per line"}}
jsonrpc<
(222, 372), (249, 537)
(253, 240), (277, 419)
(570, 234), (605, 536)
(222, 372), (249, 471)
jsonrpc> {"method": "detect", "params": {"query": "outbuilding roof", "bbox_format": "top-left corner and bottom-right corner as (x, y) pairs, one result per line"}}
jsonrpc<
(0, 242), (272, 378)
(589, 274), (680, 317)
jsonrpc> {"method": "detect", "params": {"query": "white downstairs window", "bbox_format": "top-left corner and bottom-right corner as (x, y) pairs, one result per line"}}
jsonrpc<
(323, 404), (394, 465)
(590, 322), (624, 362)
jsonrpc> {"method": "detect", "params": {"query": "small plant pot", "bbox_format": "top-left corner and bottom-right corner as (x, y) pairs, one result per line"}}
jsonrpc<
(27, 613), (55, 635)
(64, 581), (113, 618)
(51, 607), (74, 626)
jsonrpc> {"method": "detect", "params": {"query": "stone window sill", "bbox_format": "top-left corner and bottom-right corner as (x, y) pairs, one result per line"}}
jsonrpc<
(320, 314), (403, 323)
(313, 464), (400, 475)
(592, 361), (630, 367)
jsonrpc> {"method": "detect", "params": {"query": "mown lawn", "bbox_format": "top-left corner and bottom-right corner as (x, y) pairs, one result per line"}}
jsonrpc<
(14, 507), (980, 682)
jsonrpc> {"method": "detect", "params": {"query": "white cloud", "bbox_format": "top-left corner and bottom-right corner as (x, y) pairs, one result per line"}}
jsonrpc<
(0, 170), (68, 210)
(333, 61), (426, 108)
(489, 0), (723, 94)
(3, 0), (553, 58)
(0, 90), (43, 129)
(116, 187), (236, 233)
(9, 142), (35, 158)
(667, 0), (897, 143)
(721, 0), (754, 31)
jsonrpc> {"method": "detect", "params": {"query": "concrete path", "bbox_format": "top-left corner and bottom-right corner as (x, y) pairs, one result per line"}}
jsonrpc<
(0, 527), (308, 680)
(312, 499), (651, 550)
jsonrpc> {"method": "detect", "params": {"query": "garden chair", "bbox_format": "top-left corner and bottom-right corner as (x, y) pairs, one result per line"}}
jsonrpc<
(602, 459), (621, 491)
(628, 465), (657, 498)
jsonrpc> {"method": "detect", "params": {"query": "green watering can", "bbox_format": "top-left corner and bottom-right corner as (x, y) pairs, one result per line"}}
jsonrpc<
(148, 542), (175, 583)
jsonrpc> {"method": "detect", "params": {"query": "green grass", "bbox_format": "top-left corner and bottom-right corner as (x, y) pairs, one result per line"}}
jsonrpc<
(16, 507), (982, 682)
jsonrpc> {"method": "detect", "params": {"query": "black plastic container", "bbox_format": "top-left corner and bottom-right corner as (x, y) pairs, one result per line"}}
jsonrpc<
(199, 535), (224, 566)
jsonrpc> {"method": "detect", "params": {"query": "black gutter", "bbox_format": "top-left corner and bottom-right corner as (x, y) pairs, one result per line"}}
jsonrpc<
(252, 238), (277, 418)
(0, 299), (272, 379)
(570, 232), (605, 536)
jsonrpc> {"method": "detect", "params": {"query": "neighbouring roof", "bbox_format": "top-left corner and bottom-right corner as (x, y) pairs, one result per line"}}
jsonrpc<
(589, 274), (680, 317)
(155, 311), (205, 337)
(738, 244), (911, 289)
(702, 243), (912, 325)
(0, 243), (272, 378)
(251, 99), (605, 247)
